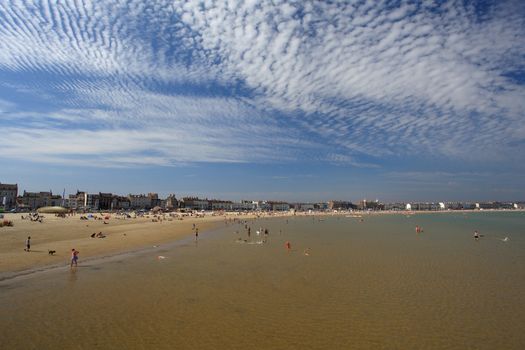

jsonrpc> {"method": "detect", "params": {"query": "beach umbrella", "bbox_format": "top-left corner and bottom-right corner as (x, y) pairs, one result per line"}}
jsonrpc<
(152, 206), (162, 213)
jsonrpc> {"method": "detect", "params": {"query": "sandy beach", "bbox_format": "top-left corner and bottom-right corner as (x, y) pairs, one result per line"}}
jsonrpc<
(0, 212), (233, 275)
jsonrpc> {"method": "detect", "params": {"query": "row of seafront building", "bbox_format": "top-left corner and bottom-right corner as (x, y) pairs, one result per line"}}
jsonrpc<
(1, 182), (524, 212)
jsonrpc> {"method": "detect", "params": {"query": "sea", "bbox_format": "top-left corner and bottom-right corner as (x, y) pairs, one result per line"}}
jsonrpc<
(1, 211), (524, 349)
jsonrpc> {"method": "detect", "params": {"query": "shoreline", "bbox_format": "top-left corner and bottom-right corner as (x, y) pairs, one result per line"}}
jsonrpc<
(0, 209), (522, 279)
(0, 211), (294, 278)
(0, 212), (241, 275)
(0, 225), (224, 284)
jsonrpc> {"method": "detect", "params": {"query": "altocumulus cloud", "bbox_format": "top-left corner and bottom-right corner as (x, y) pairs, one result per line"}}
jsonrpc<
(0, 0), (524, 167)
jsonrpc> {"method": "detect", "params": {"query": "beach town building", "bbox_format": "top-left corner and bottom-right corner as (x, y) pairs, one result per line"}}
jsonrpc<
(112, 196), (130, 210)
(210, 200), (233, 211)
(358, 199), (382, 211)
(128, 194), (152, 210)
(63, 191), (87, 210)
(328, 201), (354, 210)
(253, 201), (271, 211)
(0, 182), (18, 210)
(232, 200), (256, 211)
(383, 203), (407, 211)
(18, 191), (62, 210)
(268, 201), (290, 211)
(476, 202), (514, 210)
(66, 192), (130, 211)
(83, 193), (100, 210)
(444, 202), (463, 210)
(315, 202), (329, 210)
(148, 193), (161, 208)
(410, 202), (441, 211)
(98, 193), (113, 210)
(290, 203), (316, 211)
(180, 197), (210, 211)
(164, 194), (178, 210)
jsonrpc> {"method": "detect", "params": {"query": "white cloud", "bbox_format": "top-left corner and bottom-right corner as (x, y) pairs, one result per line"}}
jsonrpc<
(0, 0), (524, 168)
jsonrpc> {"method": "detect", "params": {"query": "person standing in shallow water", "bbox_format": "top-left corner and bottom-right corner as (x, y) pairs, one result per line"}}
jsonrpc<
(70, 249), (79, 267)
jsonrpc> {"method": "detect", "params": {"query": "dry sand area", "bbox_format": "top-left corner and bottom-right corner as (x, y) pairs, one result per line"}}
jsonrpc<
(0, 213), (228, 275)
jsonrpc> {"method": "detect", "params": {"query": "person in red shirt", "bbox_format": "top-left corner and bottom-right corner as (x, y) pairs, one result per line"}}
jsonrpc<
(70, 249), (79, 267)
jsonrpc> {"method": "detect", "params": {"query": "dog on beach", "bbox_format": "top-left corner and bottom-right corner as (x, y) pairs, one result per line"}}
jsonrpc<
(48, 250), (56, 255)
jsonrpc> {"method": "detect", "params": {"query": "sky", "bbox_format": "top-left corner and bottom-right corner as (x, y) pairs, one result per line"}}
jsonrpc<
(1, 0), (524, 203)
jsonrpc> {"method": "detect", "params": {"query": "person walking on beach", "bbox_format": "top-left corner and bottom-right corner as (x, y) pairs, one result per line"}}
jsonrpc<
(195, 228), (199, 241)
(70, 249), (79, 267)
(474, 230), (480, 240)
(285, 241), (291, 252)
(24, 236), (31, 252)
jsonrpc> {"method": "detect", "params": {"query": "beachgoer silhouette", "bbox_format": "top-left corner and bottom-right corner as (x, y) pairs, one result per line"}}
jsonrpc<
(25, 236), (31, 252)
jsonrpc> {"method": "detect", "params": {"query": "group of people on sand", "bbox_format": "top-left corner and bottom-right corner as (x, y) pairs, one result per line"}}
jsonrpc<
(21, 213), (43, 222)
(90, 232), (106, 238)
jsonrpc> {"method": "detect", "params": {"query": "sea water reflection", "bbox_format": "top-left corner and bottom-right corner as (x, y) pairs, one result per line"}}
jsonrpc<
(1, 212), (524, 349)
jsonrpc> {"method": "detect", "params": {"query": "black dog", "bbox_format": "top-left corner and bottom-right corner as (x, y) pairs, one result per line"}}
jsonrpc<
(48, 250), (56, 255)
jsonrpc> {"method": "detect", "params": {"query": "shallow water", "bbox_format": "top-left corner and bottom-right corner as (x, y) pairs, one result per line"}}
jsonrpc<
(1, 212), (525, 349)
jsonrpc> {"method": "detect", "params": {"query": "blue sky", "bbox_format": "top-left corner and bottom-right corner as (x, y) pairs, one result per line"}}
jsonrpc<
(1, 0), (524, 202)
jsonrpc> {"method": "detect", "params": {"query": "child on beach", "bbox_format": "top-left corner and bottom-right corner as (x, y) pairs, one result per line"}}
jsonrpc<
(70, 249), (79, 267)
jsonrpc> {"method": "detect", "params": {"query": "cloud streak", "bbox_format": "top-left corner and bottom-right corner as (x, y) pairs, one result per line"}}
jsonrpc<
(0, 0), (524, 169)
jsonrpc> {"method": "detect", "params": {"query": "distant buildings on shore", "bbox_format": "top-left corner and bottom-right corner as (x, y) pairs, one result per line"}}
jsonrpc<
(0, 182), (18, 210)
(0, 181), (523, 212)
